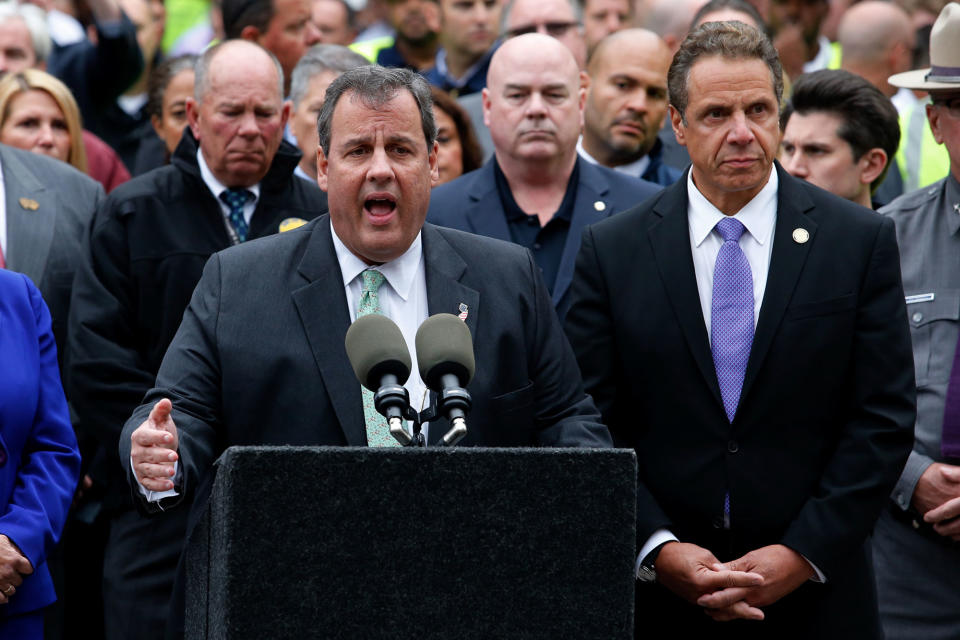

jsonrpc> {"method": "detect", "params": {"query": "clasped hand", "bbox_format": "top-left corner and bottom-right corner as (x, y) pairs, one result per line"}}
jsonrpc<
(656, 542), (814, 622)
(0, 534), (32, 604)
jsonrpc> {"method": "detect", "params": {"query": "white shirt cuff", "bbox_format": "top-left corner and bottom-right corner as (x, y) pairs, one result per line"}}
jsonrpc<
(801, 553), (826, 582)
(636, 528), (679, 574)
(130, 456), (180, 503)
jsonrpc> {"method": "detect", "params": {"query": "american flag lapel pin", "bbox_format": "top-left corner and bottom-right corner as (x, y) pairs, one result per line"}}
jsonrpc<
(458, 303), (468, 322)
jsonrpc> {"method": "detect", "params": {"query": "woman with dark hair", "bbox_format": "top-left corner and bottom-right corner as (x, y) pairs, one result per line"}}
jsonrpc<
(430, 87), (484, 185)
(145, 54), (198, 162)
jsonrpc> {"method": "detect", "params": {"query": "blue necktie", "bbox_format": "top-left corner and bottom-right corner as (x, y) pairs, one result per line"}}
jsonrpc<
(712, 217), (754, 422)
(711, 217), (754, 530)
(219, 188), (254, 242)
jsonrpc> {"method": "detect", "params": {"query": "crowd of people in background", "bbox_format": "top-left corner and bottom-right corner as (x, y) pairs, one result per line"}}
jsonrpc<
(0, 0), (958, 636)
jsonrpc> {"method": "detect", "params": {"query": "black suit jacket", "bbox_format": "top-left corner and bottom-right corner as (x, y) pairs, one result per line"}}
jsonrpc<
(427, 158), (661, 318)
(565, 164), (916, 636)
(120, 217), (609, 514)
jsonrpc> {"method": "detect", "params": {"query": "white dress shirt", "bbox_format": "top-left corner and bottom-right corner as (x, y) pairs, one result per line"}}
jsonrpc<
(138, 221), (431, 502)
(639, 168), (824, 582)
(331, 221), (431, 427)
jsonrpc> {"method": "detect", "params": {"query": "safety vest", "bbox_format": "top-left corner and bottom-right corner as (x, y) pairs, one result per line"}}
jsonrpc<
(896, 101), (951, 193)
(827, 41), (842, 70)
(350, 36), (396, 64)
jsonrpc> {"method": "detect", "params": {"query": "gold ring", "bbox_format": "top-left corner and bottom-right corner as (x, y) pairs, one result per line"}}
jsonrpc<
(2, 585), (14, 596)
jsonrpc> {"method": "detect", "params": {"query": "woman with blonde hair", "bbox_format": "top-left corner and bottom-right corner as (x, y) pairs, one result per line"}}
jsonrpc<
(0, 69), (87, 174)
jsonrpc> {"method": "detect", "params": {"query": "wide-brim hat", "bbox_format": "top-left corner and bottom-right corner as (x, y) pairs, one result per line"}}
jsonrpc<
(889, 2), (960, 90)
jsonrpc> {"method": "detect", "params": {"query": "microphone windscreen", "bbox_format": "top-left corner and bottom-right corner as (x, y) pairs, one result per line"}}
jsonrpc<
(415, 313), (475, 390)
(344, 314), (411, 391)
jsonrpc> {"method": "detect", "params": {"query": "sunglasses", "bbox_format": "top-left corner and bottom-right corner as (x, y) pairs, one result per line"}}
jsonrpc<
(505, 21), (581, 38)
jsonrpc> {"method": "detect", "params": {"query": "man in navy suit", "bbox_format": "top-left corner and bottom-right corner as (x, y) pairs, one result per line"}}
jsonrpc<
(566, 21), (915, 637)
(428, 33), (660, 319)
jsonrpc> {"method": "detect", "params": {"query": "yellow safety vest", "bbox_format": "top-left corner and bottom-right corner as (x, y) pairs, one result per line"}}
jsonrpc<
(896, 101), (951, 193)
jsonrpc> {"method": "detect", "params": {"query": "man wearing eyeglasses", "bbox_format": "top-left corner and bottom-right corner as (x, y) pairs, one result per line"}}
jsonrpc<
(874, 4), (960, 638)
(424, 0), (502, 96)
(502, 0), (585, 69)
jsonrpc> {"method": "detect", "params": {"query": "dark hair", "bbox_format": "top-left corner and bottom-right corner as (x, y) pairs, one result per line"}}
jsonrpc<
(317, 66), (437, 155)
(146, 54), (198, 119)
(222, 0), (274, 38)
(690, 0), (770, 38)
(782, 69), (900, 193)
(668, 20), (783, 124)
(430, 87), (483, 174)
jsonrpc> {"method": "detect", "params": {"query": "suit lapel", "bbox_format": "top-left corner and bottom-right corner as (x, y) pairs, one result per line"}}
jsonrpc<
(422, 224), (479, 339)
(464, 162), (511, 242)
(648, 174), (724, 408)
(2, 148), (55, 283)
(291, 220), (367, 445)
(552, 161), (613, 307)
(740, 166), (817, 404)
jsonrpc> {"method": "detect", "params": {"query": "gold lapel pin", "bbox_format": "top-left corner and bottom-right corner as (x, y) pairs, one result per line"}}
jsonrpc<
(594, 200), (606, 212)
(792, 228), (810, 244)
(279, 217), (307, 233)
(18, 197), (39, 211)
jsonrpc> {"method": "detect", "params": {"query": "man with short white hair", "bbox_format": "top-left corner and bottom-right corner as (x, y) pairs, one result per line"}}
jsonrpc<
(69, 40), (327, 640)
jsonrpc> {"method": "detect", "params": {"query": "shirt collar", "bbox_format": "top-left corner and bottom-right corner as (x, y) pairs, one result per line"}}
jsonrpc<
(493, 155), (580, 224)
(330, 220), (423, 302)
(197, 148), (261, 202)
(576, 137), (651, 179)
(434, 43), (498, 87)
(688, 166), (778, 247)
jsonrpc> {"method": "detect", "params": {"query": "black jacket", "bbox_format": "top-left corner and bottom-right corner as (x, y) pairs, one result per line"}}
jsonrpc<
(68, 129), (328, 510)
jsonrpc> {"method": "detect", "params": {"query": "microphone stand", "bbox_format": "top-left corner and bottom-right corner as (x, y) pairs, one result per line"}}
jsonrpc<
(379, 385), (472, 448)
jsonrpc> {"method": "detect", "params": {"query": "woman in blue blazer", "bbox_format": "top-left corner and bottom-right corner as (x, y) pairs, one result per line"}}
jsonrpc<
(0, 269), (80, 637)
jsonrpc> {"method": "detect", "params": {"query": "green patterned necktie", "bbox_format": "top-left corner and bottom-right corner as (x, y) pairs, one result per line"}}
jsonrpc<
(357, 270), (400, 447)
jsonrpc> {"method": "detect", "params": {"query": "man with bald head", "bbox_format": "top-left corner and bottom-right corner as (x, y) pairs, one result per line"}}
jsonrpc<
(838, 1), (916, 113)
(580, 29), (681, 186)
(68, 39), (327, 640)
(429, 33), (659, 319)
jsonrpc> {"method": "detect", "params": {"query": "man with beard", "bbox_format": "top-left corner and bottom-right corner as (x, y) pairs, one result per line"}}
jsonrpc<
(579, 28), (682, 187)
(351, 0), (441, 70)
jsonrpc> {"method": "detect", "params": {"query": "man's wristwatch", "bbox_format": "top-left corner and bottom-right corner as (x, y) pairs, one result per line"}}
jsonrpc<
(636, 542), (670, 583)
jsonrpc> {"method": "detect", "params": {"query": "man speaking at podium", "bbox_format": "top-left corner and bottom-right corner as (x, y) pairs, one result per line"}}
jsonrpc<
(121, 62), (610, 520)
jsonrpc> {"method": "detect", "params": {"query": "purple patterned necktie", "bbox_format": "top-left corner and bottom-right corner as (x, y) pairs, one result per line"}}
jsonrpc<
(711, 217), (754, 528)
(941, 336), (960, 458)
(712, 217), (755, 422)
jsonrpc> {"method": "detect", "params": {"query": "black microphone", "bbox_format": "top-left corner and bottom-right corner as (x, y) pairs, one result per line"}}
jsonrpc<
(415, 313), (475, 446)
(344, 314), (414, 445)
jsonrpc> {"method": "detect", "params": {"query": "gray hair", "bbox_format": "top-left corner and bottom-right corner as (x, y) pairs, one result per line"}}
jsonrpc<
(501, 0), (582, 35)
(290, 44), (370, 107)
(0, 2), (51, 63)
(194, 39), (284, 103)
(316, 66), (436, 155)
(668, 20), (782, 124)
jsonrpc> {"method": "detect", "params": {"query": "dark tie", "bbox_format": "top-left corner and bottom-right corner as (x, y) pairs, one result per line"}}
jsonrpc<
(941, 336), (960, 458)
(711, 217), (754, 529)
(219, 188), (254, 242)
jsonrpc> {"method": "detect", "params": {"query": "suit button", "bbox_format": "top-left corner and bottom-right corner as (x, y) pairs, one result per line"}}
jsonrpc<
(912, 312), (923, 323)
(912, 519), (921, 529)
(712, 516), (724, 529)
(727, 440), (739, 453)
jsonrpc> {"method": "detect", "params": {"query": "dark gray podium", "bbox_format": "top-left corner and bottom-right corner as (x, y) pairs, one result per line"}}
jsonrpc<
(185, 446), (637, 639)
